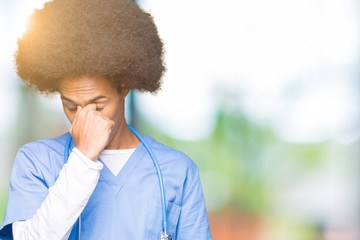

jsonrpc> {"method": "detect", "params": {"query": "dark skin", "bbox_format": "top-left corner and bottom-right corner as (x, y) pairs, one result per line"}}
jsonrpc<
(59, 76), (140, 161)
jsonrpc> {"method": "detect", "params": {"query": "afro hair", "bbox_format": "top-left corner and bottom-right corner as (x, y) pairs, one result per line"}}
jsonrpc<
(15, 0), (165, 94)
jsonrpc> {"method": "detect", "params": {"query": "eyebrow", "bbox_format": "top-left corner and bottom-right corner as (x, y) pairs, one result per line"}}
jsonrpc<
(61, 95), (108, 103)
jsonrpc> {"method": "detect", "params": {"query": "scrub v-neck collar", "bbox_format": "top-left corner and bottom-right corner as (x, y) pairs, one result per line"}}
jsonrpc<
(97, 136), (149, 197)
(68, 133), (153, 197)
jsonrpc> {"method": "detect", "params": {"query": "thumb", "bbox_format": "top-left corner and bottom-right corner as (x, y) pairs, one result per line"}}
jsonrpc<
(74, 105), (82, 119)
(84, 103), (97, 111)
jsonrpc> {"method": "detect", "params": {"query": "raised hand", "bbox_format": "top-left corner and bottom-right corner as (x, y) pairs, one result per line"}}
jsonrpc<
(69, 103), (114, 161)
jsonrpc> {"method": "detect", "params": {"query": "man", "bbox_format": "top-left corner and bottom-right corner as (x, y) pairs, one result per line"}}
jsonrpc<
(0, 0), (212, 239)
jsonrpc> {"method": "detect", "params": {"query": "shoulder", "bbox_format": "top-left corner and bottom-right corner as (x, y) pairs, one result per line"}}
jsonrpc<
(20, 132), (68, 154)
(143, 135), (198, 175)
(6, 133), (70, 191)
(13, 133), (69, 173)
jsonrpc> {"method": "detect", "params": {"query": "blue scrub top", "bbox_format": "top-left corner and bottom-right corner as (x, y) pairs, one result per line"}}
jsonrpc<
(0, 133), (212, 239)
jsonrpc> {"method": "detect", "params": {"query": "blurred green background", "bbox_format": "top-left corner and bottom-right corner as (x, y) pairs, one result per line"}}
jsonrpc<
(0, 0), (359, 239)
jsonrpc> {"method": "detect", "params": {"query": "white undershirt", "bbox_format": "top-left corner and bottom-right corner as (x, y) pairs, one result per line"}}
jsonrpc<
(99, 148), (135, 176)
(12, 147), (134, 240)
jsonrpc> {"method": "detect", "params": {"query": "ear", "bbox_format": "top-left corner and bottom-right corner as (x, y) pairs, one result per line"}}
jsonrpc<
(122, 87), (130, 98)
(119, 83), (130, 98)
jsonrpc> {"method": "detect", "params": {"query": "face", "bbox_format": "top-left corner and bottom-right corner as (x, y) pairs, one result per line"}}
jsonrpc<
(59, 76), (129, 141)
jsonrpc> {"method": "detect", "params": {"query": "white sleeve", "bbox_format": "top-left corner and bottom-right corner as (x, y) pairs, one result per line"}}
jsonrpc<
(12, 148), (103, 240)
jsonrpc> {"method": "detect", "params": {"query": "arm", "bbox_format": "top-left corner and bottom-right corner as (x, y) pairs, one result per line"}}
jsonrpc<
(0, 104), (113, 239)
(176, 167), (213, 240)
(12, 148), (103, 240)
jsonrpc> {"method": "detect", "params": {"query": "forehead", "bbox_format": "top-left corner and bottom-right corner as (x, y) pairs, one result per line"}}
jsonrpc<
(59, 76), (120, 103)
(59, 76), (113, 93)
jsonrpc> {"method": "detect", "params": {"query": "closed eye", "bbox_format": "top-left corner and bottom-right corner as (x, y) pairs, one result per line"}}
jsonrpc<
(67, 106), (103, 112)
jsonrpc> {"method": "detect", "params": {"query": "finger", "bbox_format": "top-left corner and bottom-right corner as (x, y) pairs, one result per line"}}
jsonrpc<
(109, 120), (115, 129)
(74, 105), (82, 118)
(84, 103), (97, 111)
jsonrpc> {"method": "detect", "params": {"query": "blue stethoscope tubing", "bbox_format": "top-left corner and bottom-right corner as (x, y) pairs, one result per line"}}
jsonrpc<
(64, 125), (170, 238)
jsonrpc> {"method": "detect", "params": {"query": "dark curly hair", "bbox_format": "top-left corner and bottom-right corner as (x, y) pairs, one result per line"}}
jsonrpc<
(15, 0), (165, 94)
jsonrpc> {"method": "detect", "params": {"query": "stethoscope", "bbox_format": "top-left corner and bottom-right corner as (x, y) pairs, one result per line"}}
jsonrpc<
(64, 125), (172, 240)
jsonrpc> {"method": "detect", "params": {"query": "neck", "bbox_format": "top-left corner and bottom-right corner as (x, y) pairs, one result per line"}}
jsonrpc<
(105, 118), (140, 150)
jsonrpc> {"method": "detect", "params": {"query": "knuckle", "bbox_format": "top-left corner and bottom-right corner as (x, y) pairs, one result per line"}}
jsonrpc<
(105, 121), (113, 128)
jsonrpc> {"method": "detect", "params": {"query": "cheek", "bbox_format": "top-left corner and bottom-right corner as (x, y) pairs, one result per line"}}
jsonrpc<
(107, 101), (124, 121)
(63, 108), (76, 123)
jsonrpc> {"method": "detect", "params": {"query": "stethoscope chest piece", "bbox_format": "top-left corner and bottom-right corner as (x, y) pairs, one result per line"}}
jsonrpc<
(159, 231), (172, 240)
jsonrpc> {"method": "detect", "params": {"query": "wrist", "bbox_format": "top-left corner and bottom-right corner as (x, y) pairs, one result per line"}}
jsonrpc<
(72, 148), (104, 170)
(76, 146), (99, 161)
